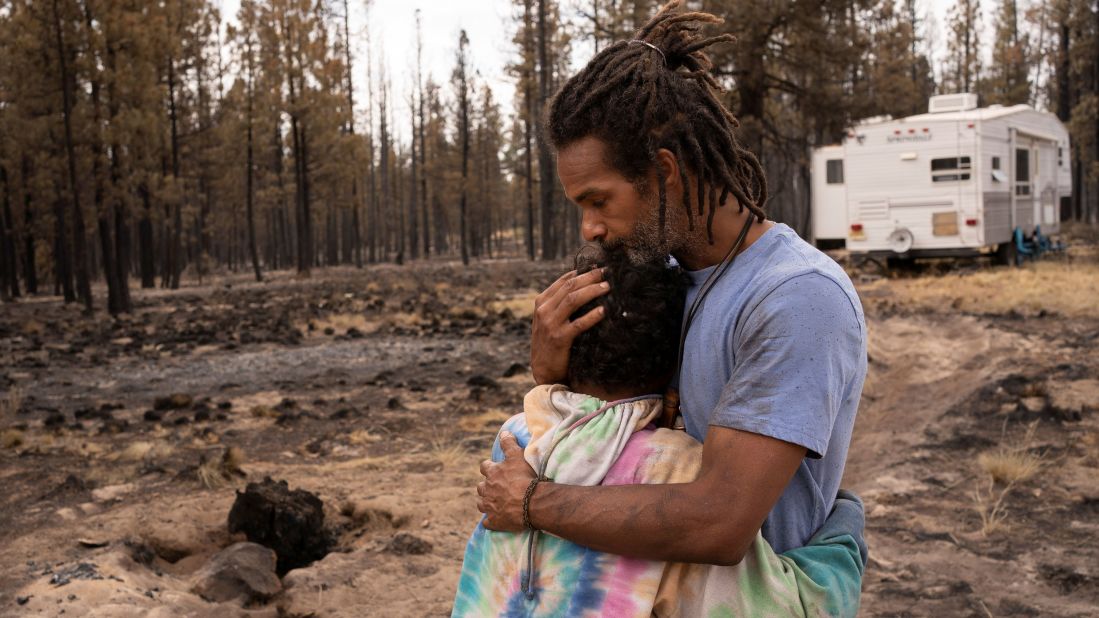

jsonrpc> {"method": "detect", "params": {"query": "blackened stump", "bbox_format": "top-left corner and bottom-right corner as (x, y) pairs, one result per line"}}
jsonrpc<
(228, 477), (329, 574)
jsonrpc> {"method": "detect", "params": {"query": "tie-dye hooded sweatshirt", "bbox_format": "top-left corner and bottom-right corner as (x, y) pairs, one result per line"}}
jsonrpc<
(453, 385), (866, 617)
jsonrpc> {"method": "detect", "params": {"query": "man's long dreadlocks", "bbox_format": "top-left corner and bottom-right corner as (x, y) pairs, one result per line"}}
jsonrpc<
(546, 0), (767, 242)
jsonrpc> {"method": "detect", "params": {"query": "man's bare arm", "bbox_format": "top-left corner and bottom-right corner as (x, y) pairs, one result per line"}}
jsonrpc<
(477, 424), (805, 565)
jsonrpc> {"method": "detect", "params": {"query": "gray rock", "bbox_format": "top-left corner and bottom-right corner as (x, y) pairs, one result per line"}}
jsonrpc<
(190, 542), (282, 604)
(385, 532), (433, 556)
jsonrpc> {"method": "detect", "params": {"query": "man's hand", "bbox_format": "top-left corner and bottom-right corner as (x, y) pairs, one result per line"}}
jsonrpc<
(531, 268), (610, 385)
(477, 432), (537, 531)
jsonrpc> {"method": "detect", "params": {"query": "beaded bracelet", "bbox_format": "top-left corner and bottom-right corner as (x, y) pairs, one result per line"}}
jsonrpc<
(522, 475), (550, 530)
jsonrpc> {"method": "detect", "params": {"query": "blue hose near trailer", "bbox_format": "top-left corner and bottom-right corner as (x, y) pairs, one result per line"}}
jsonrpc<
(1011, 226), (1065, 265)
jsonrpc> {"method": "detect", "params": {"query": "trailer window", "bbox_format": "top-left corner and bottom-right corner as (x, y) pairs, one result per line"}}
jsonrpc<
(826, 159), (844, 184)
(931, 156), (971, 182)
(991, 156), (1005, 182)
(1015, 148), (1030, 196)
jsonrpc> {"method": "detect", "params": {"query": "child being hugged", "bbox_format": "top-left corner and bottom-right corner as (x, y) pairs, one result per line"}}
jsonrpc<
(453, 247), (867, 618)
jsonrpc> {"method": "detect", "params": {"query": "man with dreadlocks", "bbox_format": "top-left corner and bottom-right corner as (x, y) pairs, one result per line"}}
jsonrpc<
(457, 248), (864, 616)
(477, 0), (868, 604)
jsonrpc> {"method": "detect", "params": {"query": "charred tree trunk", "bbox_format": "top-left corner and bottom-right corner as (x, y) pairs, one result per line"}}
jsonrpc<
(524, 0), (536, 260)
(417, 12), (430, 259)
(395, 141), (406, 265)
(457, 30), (471, 266)
(21, 157), (38, 295)
(289, 93), (310, 272)
(325, 208), (337, 265)
(379, 81), (393, 263)
(245, 44), (262, 283)
(409, 99), (419, 261)
(105, 32), (132, 312)
(272, 122), (294, 269)
(53, 0), (92, 312)
(166, 53), (183, 289)
(53, 196), (75, 302)
(300, 120), (313, 270)
(536, 0), (556, 260)
(138, 182), (156, 288)
(340, 0), (364, 268)
(83, 3), (125, 314)
(0, 165), (18, 300)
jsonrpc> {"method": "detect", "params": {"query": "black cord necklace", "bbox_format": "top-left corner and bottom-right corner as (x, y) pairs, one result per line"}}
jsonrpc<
(661, 214), (755, 428)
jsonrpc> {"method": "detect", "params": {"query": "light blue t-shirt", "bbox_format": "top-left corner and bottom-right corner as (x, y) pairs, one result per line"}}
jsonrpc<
(678, 223), (867, 554)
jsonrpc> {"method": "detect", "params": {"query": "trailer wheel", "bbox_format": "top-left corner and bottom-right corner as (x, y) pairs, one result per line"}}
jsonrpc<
(994, 241), (1017, 267)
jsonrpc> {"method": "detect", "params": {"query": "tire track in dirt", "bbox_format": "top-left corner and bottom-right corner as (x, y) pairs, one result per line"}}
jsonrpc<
(848, 313), (1099, 617)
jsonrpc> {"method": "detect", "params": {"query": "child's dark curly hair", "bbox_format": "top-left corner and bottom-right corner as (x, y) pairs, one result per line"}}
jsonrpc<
(566, 247), (689, 393)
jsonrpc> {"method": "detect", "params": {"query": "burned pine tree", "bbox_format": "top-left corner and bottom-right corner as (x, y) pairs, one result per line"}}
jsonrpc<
(52, 0), (93, 312)
(453, 29), (471, 266)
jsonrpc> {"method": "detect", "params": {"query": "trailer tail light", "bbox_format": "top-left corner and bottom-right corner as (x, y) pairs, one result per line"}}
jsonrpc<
(966, 123), (975, 129)
(894, 130), (901, 135)
(850, 223), (863, 232)
(908, 128), (916, 134)
(849, 223), (865, 240)
(965, 218), (978, 226)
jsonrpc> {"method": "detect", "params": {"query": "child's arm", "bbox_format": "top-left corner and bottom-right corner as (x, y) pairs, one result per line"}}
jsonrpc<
(778, 490), (868, 617)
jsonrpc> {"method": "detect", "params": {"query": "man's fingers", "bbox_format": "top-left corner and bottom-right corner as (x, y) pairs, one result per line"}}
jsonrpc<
(476, 482), (485, 497)
(540, 268), (605, 314)
(499, 432), (524, 458)
(535, 270), (577, 308)
(479, 459), (492, 477)
(562, 279), (610, 315)
(568, 305), (606, 336)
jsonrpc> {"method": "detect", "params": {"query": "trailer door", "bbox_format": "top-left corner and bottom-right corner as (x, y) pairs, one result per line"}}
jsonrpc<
(1037, 142), (1059, 233)
(811, 146), (847, 244)
(1014, 141), (1036, 233)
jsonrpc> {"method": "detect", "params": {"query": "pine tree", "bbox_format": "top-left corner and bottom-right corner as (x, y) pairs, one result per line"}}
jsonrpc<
(984, 0), (1031, 104)
(454, 29), (471, 266)
(945, 0), (982, 94)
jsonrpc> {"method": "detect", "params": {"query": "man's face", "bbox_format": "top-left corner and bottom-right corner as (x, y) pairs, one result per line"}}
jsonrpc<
(557, 136), (694, 263)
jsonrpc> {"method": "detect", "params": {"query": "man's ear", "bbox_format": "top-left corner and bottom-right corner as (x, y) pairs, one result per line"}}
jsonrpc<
(655, 148), (682, 193)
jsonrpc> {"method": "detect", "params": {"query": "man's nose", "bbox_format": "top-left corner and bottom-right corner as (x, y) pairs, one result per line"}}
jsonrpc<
(581, 210), (606, 243)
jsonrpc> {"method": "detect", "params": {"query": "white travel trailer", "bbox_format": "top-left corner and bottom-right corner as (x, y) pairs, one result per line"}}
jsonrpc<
(811, 94), (1072, 261)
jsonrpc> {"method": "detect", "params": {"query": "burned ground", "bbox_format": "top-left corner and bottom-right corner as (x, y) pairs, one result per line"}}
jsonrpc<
(1, 250), (1097, 616)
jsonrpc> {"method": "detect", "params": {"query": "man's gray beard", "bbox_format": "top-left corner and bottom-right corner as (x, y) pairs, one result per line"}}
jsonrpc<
(603, 193), (695, 265)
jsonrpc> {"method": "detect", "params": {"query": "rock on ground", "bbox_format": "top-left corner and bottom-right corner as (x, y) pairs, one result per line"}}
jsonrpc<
(190, 542), (282, 604)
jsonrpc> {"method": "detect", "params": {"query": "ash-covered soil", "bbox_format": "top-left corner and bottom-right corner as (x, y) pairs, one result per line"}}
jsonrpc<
(1, 251), (1097, 617)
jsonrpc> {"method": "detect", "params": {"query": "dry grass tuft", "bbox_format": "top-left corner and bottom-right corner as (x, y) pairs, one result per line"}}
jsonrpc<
(1, 387), (23, 423)
(320, 456), (386, 471)
(972, 421), (1044, 536)
(457, 408), (513, 434)
(250, 405), (278, 418)
(489, 292), (539, 319)
(429, 438), (470, 471)
(197, 446), (246, 489)
(117, 441), (154, 462)
(1, 428), (24, 449)
(347, 429), (379, 445)
(299, 312), (384, 337)
(114, 441), (175, 463)
(978, 449), (1042, 485)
